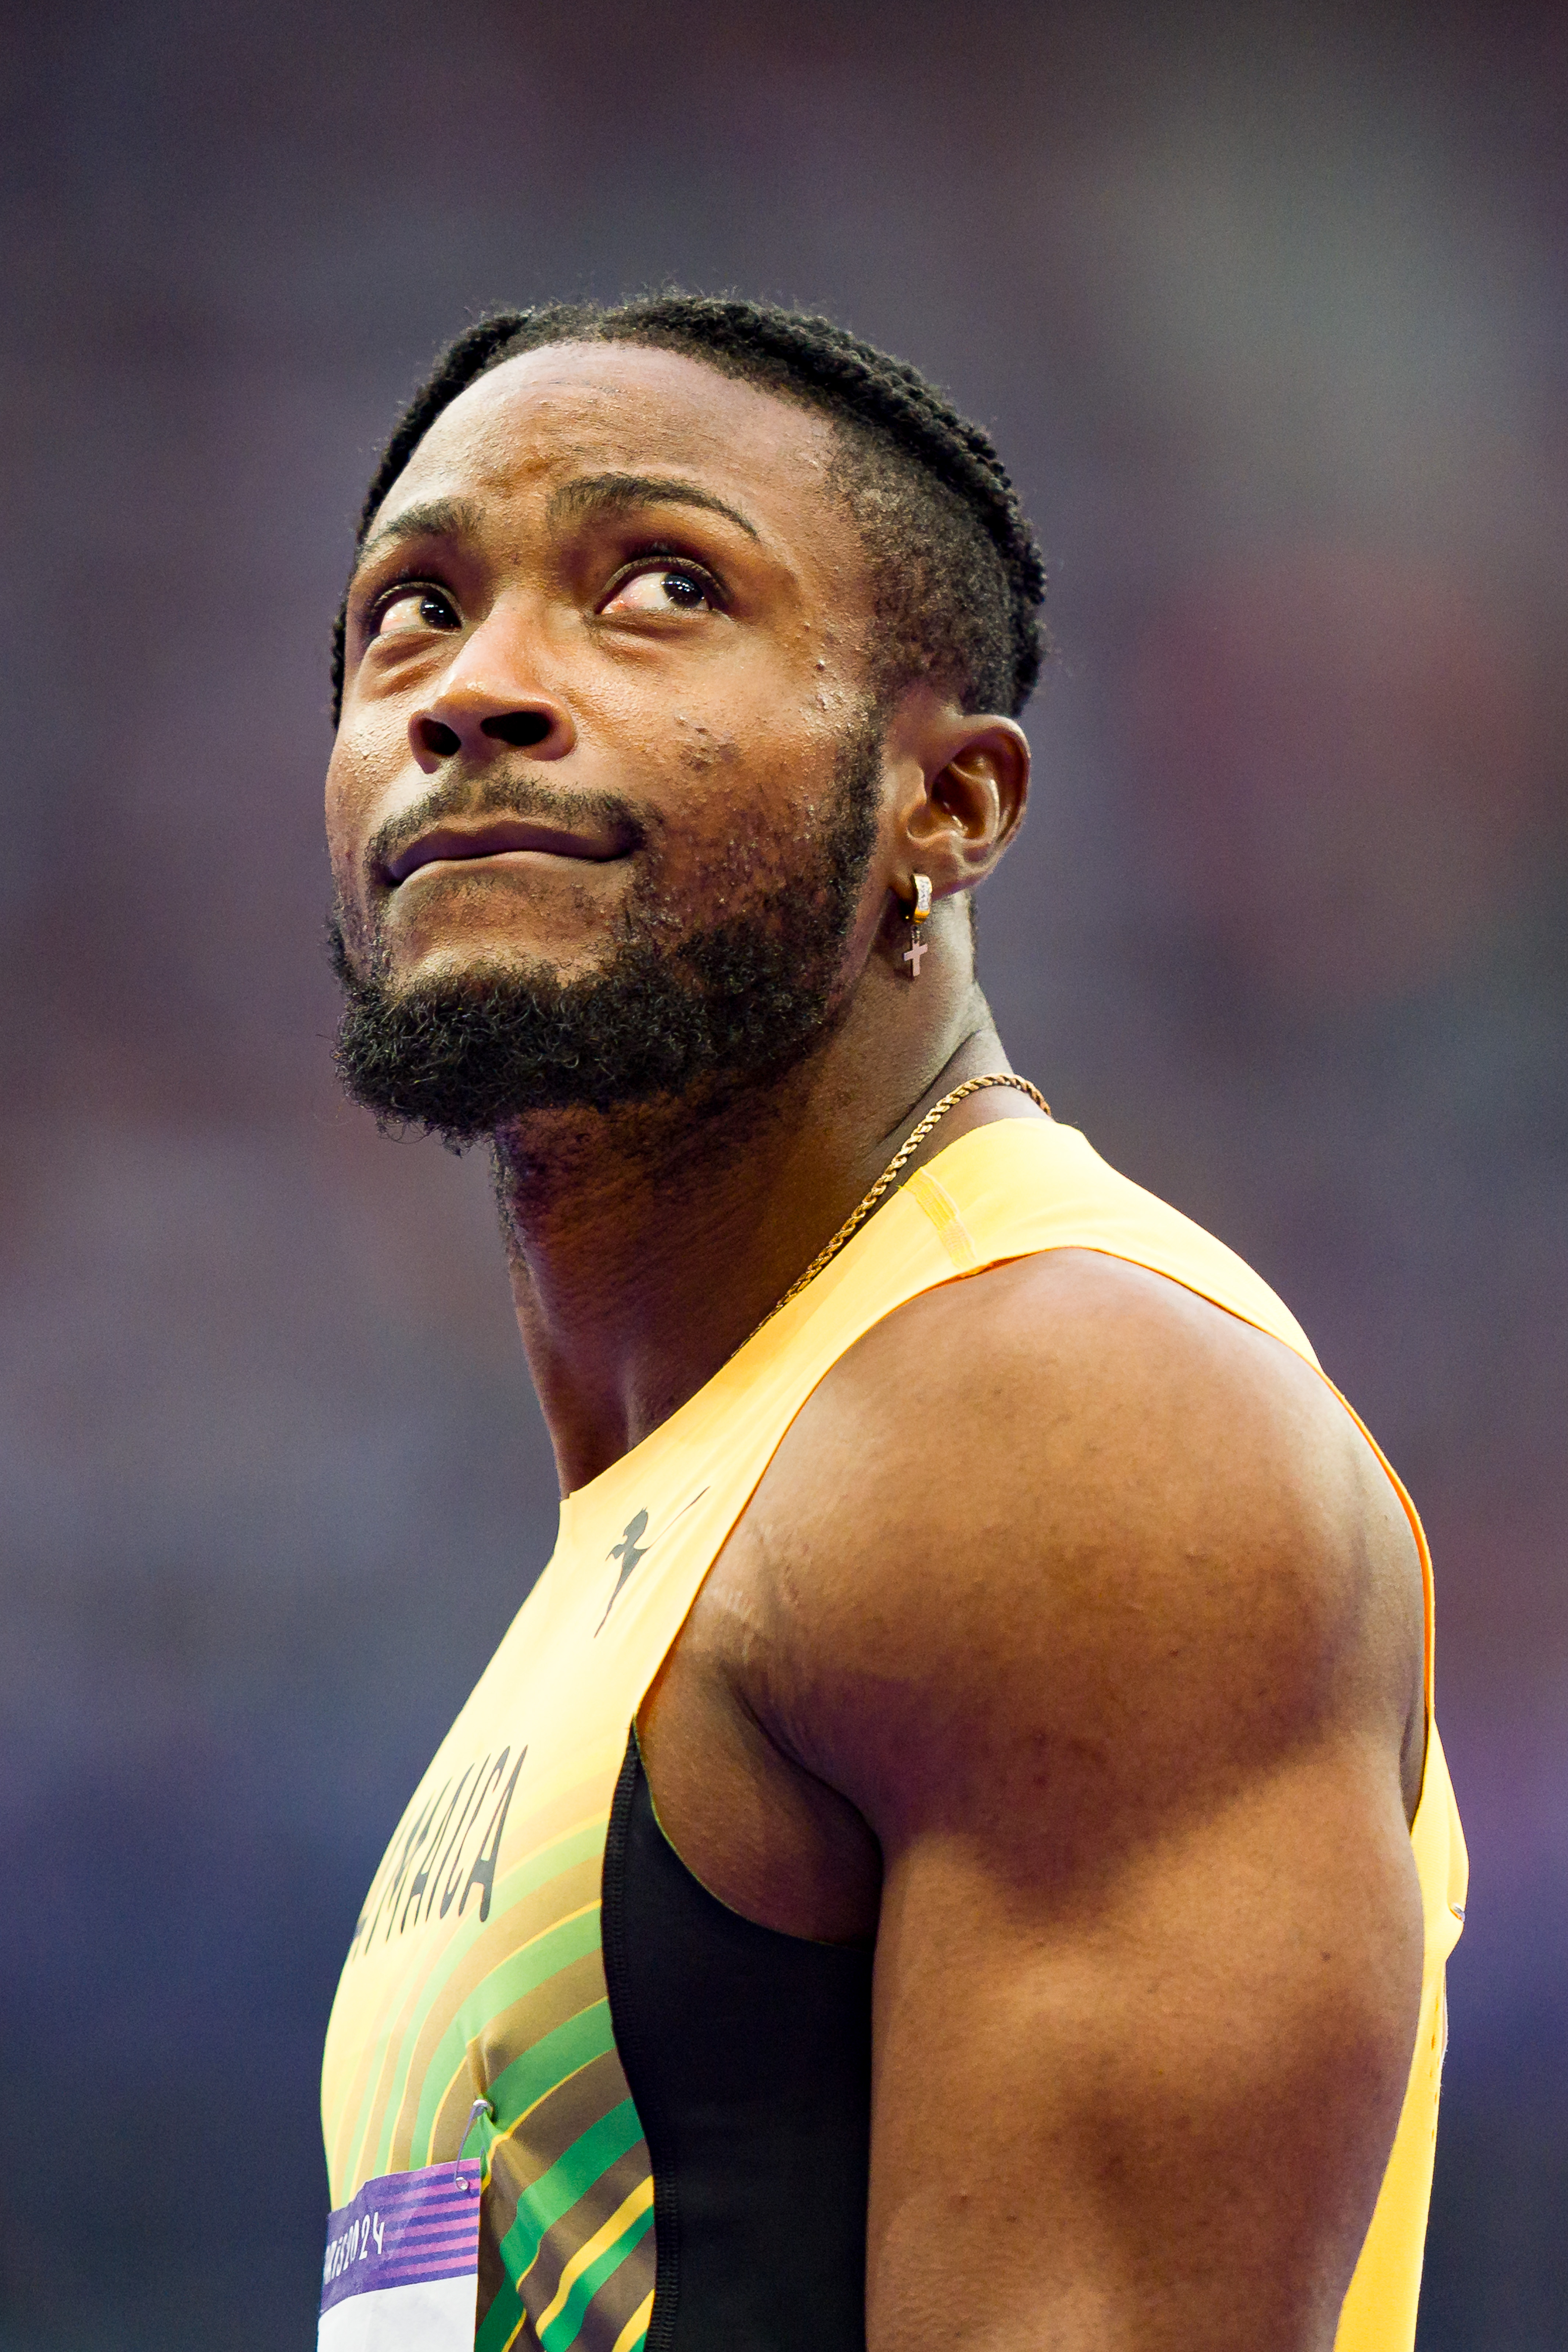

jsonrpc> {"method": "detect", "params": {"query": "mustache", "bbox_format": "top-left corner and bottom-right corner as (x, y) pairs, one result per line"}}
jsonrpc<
(365, 768), (659, 885)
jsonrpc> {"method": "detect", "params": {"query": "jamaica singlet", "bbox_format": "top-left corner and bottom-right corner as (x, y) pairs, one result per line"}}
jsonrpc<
(320, 1116), (1467, 2352)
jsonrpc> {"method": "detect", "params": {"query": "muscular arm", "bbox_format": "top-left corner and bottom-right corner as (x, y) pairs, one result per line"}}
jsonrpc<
(643, 1250), (1428, 2352)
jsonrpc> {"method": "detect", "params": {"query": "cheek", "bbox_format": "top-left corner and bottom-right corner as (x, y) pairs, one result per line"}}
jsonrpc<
(660, 688), (851, 807)
(671, 718), (746, 788)
(665, 732), (815, 871)
(323, 716), (409, 879)
(323, 760), (358, 886)
(650, 724), (863, 906)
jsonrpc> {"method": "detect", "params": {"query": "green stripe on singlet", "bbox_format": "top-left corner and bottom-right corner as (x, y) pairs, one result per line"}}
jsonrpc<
(487, 2000), (618, 2133)
(499, 2099), (646, 2291)
(539, 2204), (657, 2352)
(475, 2274), (528, 2352)
(408, 1904), (606, 2160)
(350, 1817), (607, 2187)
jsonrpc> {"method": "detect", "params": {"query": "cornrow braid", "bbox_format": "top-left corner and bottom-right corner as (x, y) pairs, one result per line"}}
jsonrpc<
(330, 295), (1047, 722)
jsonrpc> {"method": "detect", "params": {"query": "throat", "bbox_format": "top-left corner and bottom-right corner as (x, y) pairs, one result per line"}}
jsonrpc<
(494, 1081), (823, 1488)
(493, 1008), (1018, 1494)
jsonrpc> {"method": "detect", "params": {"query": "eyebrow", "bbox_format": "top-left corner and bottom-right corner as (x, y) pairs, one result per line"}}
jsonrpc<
(354, 497), (482, 574)
(547, 472), (761, 542)
(351, 473), (761, 588)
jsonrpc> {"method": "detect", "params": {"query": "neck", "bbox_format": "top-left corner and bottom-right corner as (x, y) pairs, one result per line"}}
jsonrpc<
(496, 974), (1020, 1492)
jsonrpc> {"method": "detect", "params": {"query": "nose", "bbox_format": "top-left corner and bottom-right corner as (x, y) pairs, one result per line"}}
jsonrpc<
(409, 611), (576, 768)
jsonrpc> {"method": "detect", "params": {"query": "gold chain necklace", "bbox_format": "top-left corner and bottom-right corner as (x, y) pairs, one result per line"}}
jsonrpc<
(741, 1072), (1049, 1353)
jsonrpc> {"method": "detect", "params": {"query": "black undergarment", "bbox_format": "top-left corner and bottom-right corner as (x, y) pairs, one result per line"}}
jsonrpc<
(601, 1726), (874, 2351)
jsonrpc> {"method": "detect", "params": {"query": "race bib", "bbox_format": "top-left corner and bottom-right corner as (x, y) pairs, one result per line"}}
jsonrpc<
(318, 2159), (482, 2349)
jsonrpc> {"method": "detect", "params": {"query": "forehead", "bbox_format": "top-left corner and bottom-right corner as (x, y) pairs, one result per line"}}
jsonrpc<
(376, 340), (851, 557)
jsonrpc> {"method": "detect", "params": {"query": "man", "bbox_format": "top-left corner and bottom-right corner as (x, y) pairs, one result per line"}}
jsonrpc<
(319, 297), (1465, 2352)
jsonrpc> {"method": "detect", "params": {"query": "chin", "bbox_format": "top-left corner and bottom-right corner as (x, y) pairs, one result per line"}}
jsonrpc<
(385, 928), (607, 995)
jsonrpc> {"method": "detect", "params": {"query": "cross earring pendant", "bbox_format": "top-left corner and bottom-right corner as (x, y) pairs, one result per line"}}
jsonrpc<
(903, 932), (926, 978)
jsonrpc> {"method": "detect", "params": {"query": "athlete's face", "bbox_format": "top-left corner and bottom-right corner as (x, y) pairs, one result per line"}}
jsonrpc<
(326, 342), (885, 1000)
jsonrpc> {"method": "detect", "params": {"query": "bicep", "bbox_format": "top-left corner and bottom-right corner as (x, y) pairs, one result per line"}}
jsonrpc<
(865, 1737), (1423, 2352)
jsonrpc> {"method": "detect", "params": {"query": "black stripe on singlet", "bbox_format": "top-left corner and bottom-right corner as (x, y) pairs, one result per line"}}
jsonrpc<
(601, 1726), (873, 2352)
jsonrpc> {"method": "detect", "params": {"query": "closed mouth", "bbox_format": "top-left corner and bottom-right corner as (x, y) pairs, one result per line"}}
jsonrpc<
(384, 817), (631, 886)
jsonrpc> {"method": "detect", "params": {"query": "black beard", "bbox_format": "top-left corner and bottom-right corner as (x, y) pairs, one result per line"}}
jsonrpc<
(329, 722), (882, 1144)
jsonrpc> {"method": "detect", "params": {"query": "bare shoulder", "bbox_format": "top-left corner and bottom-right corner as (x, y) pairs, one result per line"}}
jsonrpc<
(668, 1248), (1432, 2348)
(725, 1246), (1428, 1834)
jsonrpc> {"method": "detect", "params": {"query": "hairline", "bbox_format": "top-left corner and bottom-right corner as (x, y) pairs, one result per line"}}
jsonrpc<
(339, 336), (936, 721)
(353, 335), (878, 570)
(333, 301), (1040, 727)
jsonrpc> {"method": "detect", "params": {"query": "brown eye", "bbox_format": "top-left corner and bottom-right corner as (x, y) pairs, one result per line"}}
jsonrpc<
(373, 585), (458, 637)
(601, 564), (717, 617)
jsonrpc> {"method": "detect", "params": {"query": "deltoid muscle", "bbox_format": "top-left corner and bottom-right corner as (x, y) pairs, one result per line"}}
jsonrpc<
(321, 1115), (1465, 2352)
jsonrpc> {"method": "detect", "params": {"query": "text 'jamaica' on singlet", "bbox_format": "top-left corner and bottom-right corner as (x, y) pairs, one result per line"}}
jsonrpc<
(320, 1116), (1467, 2352)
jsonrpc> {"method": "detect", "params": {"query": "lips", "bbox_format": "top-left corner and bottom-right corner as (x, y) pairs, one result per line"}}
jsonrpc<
(384, 817), (629, 886)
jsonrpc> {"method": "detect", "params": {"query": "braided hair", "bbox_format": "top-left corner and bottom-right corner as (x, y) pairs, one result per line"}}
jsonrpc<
(330, 296), (1047, 724)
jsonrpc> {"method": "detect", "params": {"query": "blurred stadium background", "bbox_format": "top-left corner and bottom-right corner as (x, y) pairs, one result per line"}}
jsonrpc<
(1, 3), (1564, 2344)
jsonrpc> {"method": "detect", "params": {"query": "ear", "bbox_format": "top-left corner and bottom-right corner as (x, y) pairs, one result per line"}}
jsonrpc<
(883, 689), (1030, 901)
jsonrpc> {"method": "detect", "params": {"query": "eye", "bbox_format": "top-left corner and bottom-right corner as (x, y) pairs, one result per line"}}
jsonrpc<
(600, 560), (721, 618)
(370, 583), (459, 638)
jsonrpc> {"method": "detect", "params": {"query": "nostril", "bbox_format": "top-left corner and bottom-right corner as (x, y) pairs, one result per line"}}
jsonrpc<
(481, 711), (553, 749)
(416, 717), (462, 758)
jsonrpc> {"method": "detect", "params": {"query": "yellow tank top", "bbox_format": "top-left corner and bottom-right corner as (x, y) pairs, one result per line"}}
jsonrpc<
(320, 1115), (1465, 2352)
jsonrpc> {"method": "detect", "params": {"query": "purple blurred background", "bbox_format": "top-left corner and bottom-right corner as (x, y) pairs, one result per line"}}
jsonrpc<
(1, 4), (1564, 2344)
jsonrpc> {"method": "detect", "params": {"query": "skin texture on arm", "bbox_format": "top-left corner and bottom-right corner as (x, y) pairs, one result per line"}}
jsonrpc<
(639, 1246), (1428, 2352)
